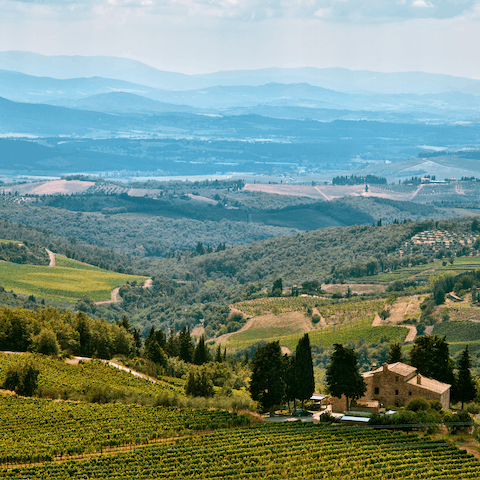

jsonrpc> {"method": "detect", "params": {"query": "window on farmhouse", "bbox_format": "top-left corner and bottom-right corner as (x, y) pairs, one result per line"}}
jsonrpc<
(395, 376), (398, 382)
(374, 387), (380, 394)
(395, 390), (399, 395)
(408, 391), (412, 396)
(426, 394), (430, 400)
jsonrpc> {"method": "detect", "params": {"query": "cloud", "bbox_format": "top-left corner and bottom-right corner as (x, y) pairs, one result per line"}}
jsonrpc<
(5, 0), (480, 22)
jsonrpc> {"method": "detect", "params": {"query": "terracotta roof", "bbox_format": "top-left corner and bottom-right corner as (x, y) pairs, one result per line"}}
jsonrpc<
(406, 375), (450, 394)
(387, 362), (417, 377)
(362, 362), (416, 378)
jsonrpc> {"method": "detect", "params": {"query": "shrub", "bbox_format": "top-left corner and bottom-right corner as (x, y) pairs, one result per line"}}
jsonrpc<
(445, 410), (473, 434)
(406, 397), (430, 412)
(2, 362), (39, 396)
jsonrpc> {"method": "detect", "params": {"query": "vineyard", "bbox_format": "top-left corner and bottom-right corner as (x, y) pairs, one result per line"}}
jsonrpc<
(0, 395), (249, 465)
(232, 296), (326, 317)
(0, 261), (145, 302)
(225, 298), (405, 351)
(1, 422), (479, 479)
(0, 353), (185, 400)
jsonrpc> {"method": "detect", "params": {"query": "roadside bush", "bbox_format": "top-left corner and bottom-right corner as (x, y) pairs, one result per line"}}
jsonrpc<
(445, 410), (473, 434)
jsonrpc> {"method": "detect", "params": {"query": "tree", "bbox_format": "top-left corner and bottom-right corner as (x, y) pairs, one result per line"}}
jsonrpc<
(325, 344), (366, 411)
(386, 343), (403, 364)
(295, 333), (315, 406)
(178, 326), (194, 363)
(3, 362), (39, 396)
(214, 345), (222, 363)
(272, 278), (283, 297)
(193, 335), (210, 365)
(409, 335), (455, 386)
(31, 328), (60, 356)
(283, 355), (296, 410)
(456, 345), (477, 409)
(249, 341), (285, 415)
(185, 369), (214, 397)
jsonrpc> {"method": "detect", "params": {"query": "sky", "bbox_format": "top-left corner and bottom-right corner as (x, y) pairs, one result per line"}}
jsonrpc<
(1, 0), (480, 77)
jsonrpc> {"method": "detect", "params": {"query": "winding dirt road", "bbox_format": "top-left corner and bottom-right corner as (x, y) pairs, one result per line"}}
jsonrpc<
(45, 249), (56, 267)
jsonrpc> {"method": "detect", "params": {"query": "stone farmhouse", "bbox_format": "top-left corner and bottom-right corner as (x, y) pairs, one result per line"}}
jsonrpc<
(331, 362), (451, 413)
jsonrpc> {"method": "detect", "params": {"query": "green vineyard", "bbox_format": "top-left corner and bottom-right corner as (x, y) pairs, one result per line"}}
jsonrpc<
(0, 395), (249, 465)
(1, 423), (479, 479)
(0, 353), (185, 399)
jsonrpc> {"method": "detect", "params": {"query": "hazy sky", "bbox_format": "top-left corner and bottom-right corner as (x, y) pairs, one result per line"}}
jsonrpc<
(1, 0), (480, 77)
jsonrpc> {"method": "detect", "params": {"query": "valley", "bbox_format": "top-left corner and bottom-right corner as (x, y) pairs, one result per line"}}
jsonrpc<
(2, 52), (480, 479)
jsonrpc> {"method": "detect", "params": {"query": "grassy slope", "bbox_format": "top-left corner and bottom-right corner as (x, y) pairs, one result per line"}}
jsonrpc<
(0, 259), (146, 302)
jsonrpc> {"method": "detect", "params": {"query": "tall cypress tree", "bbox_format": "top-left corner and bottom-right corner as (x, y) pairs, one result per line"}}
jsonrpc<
(193, 335), (210, 365)
(456, 345), (477, 409)
(295, 333), (315, 406)
(178, 326), (194, 363)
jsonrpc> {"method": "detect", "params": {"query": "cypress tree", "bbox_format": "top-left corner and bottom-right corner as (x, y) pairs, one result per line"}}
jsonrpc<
(179, 326), (194, 363)
(456, 345), (477, 409)
(193, 335), (210, 365)
(295, 333), (315, 406)
(386, 343), (403, 364)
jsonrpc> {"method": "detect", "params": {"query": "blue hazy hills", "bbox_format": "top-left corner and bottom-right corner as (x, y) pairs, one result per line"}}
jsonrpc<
(1, 51), (480, 179)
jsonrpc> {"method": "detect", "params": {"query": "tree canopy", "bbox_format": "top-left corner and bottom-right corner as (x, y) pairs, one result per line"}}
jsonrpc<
(295, 333), (315, 405)
(325, 344), (366, 411)
(249, 341), (285, 414)
(409, 335), (455, 387)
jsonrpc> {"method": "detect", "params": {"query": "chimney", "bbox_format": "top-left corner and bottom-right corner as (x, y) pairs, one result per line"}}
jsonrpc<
(370, 363), (377, 371)
(383, 363), (388, 374)
(416, 374), (421, 385)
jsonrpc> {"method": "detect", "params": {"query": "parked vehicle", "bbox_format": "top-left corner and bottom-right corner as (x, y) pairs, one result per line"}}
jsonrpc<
(292, 408), (313, 417)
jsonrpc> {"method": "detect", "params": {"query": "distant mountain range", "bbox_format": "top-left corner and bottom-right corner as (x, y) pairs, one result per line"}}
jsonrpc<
(1, 50), (480, 181)
(2, 50), (480, 95)
(2, 68), (480, 124)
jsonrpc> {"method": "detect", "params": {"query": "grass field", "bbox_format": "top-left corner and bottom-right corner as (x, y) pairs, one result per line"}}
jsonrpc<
(0, 261), (146, 302)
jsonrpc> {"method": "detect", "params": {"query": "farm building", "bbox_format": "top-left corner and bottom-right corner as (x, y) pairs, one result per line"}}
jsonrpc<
(331, 362), (450, 413)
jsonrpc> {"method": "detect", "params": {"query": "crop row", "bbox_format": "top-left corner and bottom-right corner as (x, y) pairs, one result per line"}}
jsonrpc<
(1, 423), (478, 479)
(0, 395), (249, 464)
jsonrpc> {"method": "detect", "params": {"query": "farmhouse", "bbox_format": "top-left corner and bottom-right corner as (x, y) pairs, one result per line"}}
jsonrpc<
(331, 362), (450, 413)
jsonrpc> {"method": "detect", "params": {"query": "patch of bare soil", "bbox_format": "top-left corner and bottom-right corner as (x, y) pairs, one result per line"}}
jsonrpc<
(216, 311), (313, 344)
(191, 324), (205, 338)
(187, 194), (218, 205)
(321, 284), (386, 295)
(371, 295), (425, 342)
(142, 278), (153, 289)
(243, 183), (415, 202)
(28, 180), (94, 195)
